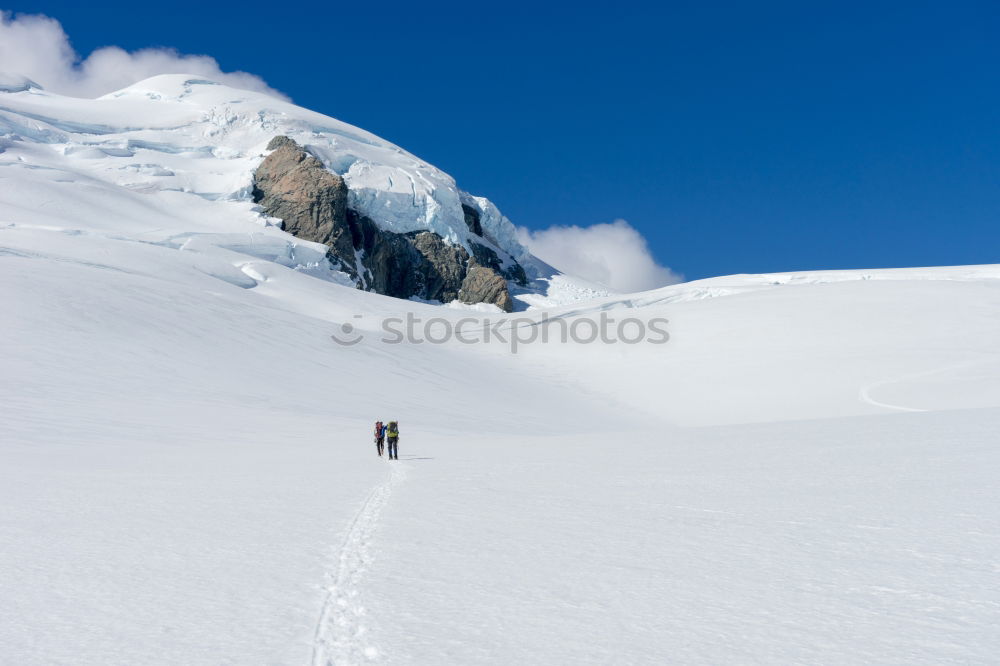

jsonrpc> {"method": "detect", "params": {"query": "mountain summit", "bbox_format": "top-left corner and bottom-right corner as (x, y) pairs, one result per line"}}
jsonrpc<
(0, 73), (589, 309)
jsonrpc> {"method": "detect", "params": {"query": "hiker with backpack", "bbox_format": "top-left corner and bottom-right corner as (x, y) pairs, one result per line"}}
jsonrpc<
(374, 420), (385, 457)
(386, 421), (399, 460)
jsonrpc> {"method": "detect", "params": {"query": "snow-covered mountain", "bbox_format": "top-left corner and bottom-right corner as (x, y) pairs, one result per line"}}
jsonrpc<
(0, 73), (601, 311)
(3, 74), (1000, 665)
(0, 73), (518, 252)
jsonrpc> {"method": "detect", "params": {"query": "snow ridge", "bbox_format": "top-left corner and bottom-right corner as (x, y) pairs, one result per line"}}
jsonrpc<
(312, 463), (406, 666)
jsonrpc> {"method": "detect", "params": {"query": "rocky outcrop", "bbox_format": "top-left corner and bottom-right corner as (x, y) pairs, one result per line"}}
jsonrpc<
(252, 136), (355, 271)
(462, 202), (528, 287)
(504, 261), (529, 287)
(462, 203), (484, 236)
(459, 263), (514, 312)
(411, 232), (470, 303)
(470, 241), (529, 287)
(347, 209), (423, 297)
(253, 136), (522, 311)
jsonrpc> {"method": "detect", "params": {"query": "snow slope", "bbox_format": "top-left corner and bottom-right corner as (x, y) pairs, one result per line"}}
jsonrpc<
(3, 76), (1000, 665)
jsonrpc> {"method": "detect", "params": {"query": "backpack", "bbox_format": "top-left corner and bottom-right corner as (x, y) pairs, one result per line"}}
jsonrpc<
(374, 421), (383, 437)
(387, 421), (399, 437)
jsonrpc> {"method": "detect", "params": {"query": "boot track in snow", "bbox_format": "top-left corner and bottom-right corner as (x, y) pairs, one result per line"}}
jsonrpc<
(312, 463), (405, 666)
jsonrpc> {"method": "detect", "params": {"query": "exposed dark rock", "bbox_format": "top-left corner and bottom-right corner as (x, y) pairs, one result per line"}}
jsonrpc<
(502, 260), (529, 287)
(462, 203), (484, 236)
(252, 136), (355, 272)
(470, 242), (529, 287)
(346, 209), (423, 298)
(460, 262), (514, 312)
(470, 241), (502, 273)
(253, 135), (522, 309)
(343, 210), (470, 302)
(411, 232), (470, 302)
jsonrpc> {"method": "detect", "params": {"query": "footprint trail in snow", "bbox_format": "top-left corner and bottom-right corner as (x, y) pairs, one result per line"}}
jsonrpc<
(312, 463), (406, 666)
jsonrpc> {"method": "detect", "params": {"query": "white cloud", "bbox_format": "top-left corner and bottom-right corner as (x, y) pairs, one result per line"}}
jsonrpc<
(0, 11), (287, 100)
(517, 219), (682, 293)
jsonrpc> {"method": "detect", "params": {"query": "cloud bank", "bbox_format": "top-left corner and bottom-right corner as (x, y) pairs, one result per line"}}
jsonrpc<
(0, 11), (286, 99)
(517, 220), (682, 293)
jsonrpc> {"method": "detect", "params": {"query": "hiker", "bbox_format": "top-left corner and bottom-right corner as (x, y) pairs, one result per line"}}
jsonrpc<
(374, 420), (385, 457)
(386, 421), (399, 460)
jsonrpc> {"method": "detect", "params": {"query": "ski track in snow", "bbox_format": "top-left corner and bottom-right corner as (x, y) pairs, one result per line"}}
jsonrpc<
(858, 359), (991, 413)
(312, 463), (406, 666)
(859, 378), (927, 413)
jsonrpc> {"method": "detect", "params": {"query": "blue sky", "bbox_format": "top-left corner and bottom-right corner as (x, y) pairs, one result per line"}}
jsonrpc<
(5, 1), (999, 280)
